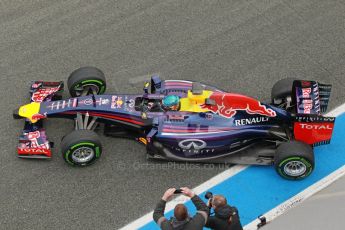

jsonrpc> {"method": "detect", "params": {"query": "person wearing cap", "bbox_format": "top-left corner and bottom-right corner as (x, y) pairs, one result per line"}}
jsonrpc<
(162, 95), (180, 111)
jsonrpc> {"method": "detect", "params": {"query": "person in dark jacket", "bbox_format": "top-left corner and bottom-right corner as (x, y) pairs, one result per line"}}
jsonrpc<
(153, 187), (209, 230)
(205, 195), (243, 230)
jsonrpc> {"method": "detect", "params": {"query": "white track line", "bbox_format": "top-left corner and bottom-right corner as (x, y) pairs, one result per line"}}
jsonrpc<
(326, 103), (345, 117)
(119, 103), (345, 230)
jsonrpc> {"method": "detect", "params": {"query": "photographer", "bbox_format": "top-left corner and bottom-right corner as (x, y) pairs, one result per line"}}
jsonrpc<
(205, 193), (243, 230)
(153, 187), (209, 230)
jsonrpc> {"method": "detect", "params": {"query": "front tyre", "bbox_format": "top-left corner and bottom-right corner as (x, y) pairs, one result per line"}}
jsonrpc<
(67, 66), (106, 97)
(275, 141), (314, 180)
(61, 130), (102, 166)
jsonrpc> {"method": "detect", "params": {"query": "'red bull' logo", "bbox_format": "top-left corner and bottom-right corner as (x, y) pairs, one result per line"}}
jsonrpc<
(201, 93), (276, 118)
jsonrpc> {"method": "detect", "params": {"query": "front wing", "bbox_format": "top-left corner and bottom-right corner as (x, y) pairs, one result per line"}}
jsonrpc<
(14, 81), (63, 158)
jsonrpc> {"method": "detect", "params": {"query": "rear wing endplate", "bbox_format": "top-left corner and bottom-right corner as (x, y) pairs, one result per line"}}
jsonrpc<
(292, 80), (332, 115)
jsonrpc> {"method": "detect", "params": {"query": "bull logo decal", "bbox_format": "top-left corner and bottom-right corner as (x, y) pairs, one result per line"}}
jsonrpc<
(201, 93), (276, 118)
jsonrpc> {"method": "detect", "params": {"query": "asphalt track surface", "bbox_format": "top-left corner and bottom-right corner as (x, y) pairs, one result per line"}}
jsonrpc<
(1, 0), (345, 230)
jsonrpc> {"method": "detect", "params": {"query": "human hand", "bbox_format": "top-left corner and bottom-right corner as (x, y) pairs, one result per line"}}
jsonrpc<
(180, 187), (195, 198)
(162, 188), (176, 201)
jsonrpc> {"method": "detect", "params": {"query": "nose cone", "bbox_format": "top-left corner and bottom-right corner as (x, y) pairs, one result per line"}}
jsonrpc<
(16, 102), (41, 123)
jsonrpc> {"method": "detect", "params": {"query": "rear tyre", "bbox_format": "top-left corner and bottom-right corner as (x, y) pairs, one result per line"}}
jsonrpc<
(275, 141), (314, 180)
(61, 130), (102, 166)
(271, 78), (296, 110)
(67, 66), (106, 97)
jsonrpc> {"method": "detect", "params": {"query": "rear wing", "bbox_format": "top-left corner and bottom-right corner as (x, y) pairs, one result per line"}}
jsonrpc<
(292, 80), (332, 115)
(292, 80), (335, 146)
(293, 115), (335, 146)
(14, 81), (64, 159)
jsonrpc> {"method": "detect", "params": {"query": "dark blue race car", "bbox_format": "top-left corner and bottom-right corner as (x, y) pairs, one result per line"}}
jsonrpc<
(13, 67), (335, 179)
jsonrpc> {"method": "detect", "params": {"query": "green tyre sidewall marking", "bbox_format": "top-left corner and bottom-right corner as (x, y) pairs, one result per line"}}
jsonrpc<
(65, 150), (74, 165)
(100, 85), (105, 94)
(81, 79), (103, 85)
(277, 156), (313, 180)
(73, 80), (106, 94)
(65, 142), (100, 166)
(95, 147), (100, 157)
(71, 142), (95, 150)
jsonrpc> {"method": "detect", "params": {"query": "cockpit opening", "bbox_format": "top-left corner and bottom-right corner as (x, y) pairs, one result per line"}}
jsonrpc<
(135, 95), (182, 112)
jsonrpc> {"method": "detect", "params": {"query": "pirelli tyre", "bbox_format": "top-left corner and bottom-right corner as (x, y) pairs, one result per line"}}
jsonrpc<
(61, 130), (102, 166)
(67, 66), (106, 97)
(275, 141), (314, 180)
(271, 78), (297, 110)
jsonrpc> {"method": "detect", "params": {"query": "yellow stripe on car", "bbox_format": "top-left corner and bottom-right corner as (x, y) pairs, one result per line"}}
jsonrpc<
(179, 90), (213, 112)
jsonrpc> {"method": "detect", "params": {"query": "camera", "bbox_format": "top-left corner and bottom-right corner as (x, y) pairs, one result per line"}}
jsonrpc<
(205, 191), (213, 207)
(205, 191), (213, 200)
(174, 188), (182, 194)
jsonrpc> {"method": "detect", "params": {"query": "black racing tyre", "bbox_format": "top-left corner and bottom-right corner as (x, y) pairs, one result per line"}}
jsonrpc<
(67, 66), (106, 97)
(275, 141), (314, 180)
(61, 130), (102, 166)
(271, 78), (297, 106)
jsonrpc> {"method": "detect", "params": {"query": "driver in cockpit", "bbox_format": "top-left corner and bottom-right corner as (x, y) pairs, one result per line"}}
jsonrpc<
(143, 95), (180, 112)
(162, 95), (180, 111)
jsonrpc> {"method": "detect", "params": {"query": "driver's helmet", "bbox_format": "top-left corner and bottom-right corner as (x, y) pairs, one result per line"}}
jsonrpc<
(162, 95), (180, 111)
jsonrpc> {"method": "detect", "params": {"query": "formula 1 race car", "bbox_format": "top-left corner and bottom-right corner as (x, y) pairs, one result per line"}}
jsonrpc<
(13, 67), (335, 179)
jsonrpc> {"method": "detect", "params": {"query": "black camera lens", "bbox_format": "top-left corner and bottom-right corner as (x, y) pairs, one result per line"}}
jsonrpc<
(205, 191), (213, 199)
(174, 189), (182, 194)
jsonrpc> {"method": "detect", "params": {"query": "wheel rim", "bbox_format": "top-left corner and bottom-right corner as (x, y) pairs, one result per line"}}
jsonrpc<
(283, 160), (307, 177)
(71, 146), (95, 163)
(74, 84), (99, 96)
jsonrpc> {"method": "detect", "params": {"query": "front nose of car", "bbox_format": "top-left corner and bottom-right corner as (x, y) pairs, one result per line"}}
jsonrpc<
(13, 102), (41, 123)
